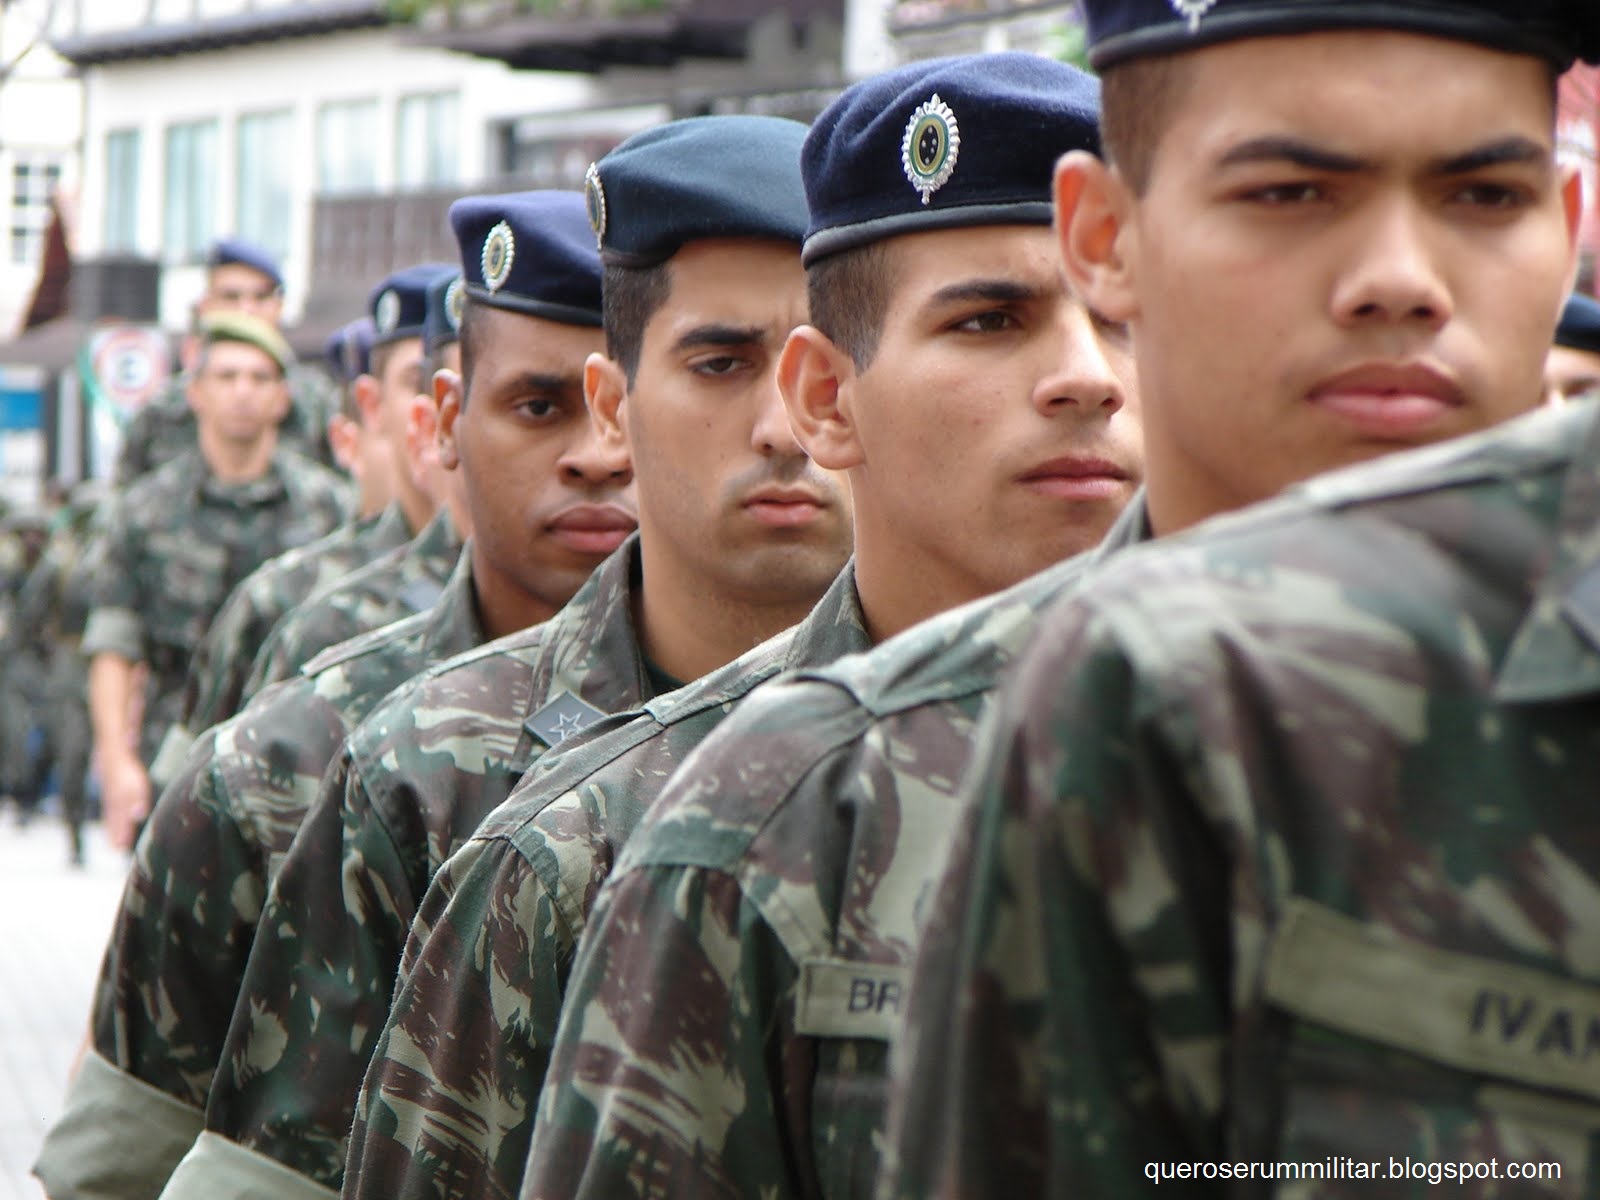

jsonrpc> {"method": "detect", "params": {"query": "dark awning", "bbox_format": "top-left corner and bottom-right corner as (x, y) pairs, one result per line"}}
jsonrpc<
(52, 0), (388, 67)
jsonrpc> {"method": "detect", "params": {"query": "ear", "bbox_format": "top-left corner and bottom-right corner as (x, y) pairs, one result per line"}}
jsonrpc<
(435, 369), (464, 471)
(1055, 149), (1139, 323)
(583, 352), (634, 471)
(1560, 163), (1584, 290)
(777, 326), (865, 471)
(352, 373), (383, 428)
(325, 413), (362, 476)
(405, 389), (439, 479)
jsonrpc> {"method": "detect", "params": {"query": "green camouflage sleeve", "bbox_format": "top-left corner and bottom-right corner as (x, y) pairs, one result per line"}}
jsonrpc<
(192, 749), (418, 1191)
(80, 492), (144, 661)
(878, 595), (1214, 1198)
(343, 834), (572, 1200)
(524, 859), (811, 1200)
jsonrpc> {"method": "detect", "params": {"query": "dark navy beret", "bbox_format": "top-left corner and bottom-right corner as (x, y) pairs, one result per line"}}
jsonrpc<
(800, 52), (1099, 266)
(582, 115), (809, 268)
(1084, 0), (1600, 70)
(1556, 292), (1600, 355)
(448, 191), (603, 327)
(324, 317), (375, 383)
(368, 262), (455, 347)
(206, 237), (283, 289)
(424, 272), (464, 357)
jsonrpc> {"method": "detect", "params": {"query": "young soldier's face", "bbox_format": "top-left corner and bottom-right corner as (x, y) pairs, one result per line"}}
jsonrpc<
(442, 308), (634, 612)
(835, 225), (1140, 611)
(188, 340), (290, 445)
(620, 238), (851, 604)
(1073, 30), (1579, 535)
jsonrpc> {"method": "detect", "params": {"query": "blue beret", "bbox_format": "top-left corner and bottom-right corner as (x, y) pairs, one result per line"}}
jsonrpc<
(448, 191), (603, 327)
(1556, 292), (1600, 355)
(1084, 0), (1600, 70)
(369, 262), (455, 347)
(424, 272), (465, 356)
(801, 52), (1099, 266)
(206, 237), (282, 289)
(324, 317), (375, 383)
(582, 115), (809, 268)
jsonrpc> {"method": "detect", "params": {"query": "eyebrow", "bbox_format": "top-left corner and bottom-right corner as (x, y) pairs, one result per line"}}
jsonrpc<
(925, 279), (1045, 308)
(500, 371), (583, 395)
(671, 324), (769, 354)
(1216, 134), (1551, 177)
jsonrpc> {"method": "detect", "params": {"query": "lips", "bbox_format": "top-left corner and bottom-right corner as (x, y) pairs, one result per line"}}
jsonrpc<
(1017, 456), (1132, 501)
(1307, 362), (1465, 439)
(547, 505), (637, 556)
(742, 486), (828, 529)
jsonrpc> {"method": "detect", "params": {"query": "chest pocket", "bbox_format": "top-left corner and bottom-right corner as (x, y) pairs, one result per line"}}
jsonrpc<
(142, 531), (230, 651)
(1262, 899), (1600, 1194)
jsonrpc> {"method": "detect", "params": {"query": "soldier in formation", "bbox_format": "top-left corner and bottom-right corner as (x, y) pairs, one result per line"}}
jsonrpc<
(28, 0), (1600, 1196)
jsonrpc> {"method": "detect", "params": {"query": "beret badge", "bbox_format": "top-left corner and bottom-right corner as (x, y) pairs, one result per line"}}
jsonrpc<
(482, 220), (515, 294)
(902, 94), (960, 206)
(1170, 0), (1219, 33)
(584, 162), (607, 249)
(375, 289), (401, 337)
(444, 277), (465, 332)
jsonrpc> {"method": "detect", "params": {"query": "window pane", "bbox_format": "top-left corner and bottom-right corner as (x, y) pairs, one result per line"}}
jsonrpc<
(317, 99), (378, 195)
(164, 119), (218, 260)
(396, 92), (459, 188)
(11, 155), (63, 265)
(236, 109), (293, 258)
(105, 128), (141, 252)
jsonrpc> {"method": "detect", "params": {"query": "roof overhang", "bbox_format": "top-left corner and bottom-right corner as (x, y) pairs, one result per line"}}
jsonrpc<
(52, 0), (389, 68)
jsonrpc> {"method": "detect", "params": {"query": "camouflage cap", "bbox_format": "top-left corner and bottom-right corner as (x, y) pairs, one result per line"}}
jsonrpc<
(197, 311), (294, 376)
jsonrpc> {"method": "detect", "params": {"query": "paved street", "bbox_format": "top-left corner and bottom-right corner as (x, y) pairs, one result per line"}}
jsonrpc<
(0, 814), (127, 1200)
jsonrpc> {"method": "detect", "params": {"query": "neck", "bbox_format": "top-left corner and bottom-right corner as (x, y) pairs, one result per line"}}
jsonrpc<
(199, 427), (277, 483)
(396, 482), (436, 536)
(853, 545), (984, 645)
(468, 544), (562, 641)
(635, 537), (819, 684)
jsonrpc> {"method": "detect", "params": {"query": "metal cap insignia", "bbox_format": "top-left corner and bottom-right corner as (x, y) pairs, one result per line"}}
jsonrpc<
(902, 94), (960, 206)
(375, 289), (401, 337)
(584, 162), (607, 249)
(1170, 0), (1220, 33)
(482, 220), (515, 294)
(444, 277), (465, 332)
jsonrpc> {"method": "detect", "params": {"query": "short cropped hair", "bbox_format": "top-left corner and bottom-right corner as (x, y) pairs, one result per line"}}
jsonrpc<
(1099, 55), (1194, 196)
(603, 262), (672, 386)
(806, 241), (895, 371)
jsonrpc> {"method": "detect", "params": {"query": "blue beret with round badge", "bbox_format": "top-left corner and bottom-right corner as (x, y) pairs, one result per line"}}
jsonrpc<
(800, 52), (1101, 266)
(448, 191), (603, 328)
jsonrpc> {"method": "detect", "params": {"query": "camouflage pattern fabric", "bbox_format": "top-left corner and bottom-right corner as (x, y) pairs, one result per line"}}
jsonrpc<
(178, 503), (413, 738)
(343, 566), (871, 1200)
(522, 501), (1147, 1200)
(82, 448), (350, 764)
(167, 536), (658, 1197)
(238, 507), (460, 706)
(881, 399), (1600, 1199)
(113, 364), (341, 485)
(32, 554), (483, 1200)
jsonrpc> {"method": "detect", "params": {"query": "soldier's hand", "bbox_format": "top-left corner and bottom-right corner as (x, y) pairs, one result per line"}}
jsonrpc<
(102, 753), (151, 850)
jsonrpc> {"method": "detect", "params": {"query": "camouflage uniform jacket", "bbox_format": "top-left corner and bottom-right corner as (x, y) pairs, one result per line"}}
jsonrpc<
(82, 448), (350, 763)
(177, 503), (413, 740)
(343, 565), (871, 1200)
(523, 501), (1148, 1200)
(164, 535), (657, 1199)
(32, 553), (482, 1200)
(237, 507), (460, 706)
(114, 365), (340, 484)
(880, 399), (1600, 1199)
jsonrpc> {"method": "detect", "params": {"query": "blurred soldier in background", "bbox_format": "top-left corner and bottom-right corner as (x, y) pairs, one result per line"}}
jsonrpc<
(113, 238), (342, 483)
(1545, 290), (1600, 405)
(84, 313), (351, 850)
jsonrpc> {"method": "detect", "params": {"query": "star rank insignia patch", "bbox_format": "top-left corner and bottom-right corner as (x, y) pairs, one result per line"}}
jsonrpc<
(526, 691), (607, 749)
(902, 93), (960, 206)
(584, 162), (607, 249)
(482, 220), (515, 293)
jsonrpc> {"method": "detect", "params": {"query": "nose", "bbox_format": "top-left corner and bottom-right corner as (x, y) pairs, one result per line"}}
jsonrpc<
(751, 361), (806, 458)
(559, 409), (633, 488)
(1033, 302), (1128, 418)
(1329, 196), (1452, 331)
